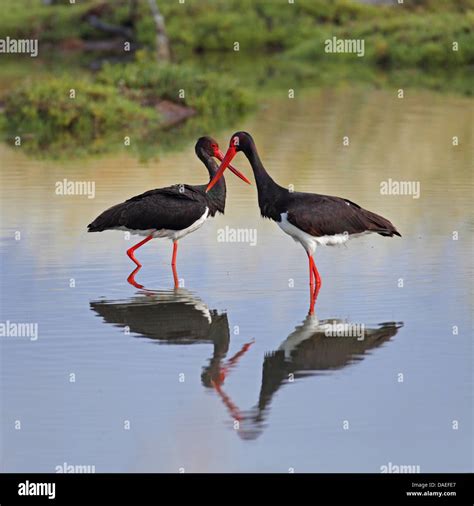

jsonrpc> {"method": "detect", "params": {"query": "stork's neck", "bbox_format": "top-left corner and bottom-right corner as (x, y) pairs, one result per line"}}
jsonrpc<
(242, 143), (287, 220)
(206, 158), (226, 214)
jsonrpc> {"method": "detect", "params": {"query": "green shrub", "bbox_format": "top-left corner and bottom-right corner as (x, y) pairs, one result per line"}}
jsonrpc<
(97, 52), (254, 119)
(4, 77), (160, 155)
(3, 53), (254, 157)
(285, 11), (474, 68)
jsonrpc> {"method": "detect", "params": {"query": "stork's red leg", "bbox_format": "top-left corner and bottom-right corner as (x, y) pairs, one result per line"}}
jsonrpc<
(310, 256), (322, 309)
(171, 241), (178, 266)
(306, 252), (316, 314)
(310, 256), (322, 289)
(172, 265), (179, 288)
(126, 235), (153, 267)
(307, 254), (322, 314)
(307, 252), (315, 292)
(171, 241), (179, 288)
(127, 265), (144, 289)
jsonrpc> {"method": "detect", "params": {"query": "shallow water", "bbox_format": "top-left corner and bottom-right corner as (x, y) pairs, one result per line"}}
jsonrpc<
(1, 87), (472, 472)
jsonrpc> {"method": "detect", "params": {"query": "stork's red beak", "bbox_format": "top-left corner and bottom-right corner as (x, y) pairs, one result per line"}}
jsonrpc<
(215, 149), (250, 186)
(207, 145), (246, 192)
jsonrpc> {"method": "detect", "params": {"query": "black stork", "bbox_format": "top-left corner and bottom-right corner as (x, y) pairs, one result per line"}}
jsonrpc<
(91, 289), (254, 422)
(207, 132), (401, 311)
(235, 314), (401, 440)
(88, 136), (250, 288)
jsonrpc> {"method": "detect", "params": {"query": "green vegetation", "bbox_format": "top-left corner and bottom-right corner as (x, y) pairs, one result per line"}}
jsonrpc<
(3, 77), (160, 156)
(97, 52), (253, 119)
(0, 0), (100, 43)
(1, 0), (472, 67)
(0, 0), (473, 157)
(285, 10), (474, 68)
(2, 53), (254, 157)
(159, 0), (473, 67)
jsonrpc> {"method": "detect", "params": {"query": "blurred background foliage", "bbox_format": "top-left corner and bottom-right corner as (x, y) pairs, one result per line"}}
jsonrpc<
(0, 0), (472, 157)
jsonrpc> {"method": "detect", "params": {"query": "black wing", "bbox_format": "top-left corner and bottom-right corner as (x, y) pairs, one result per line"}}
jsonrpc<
(88, 185), (207, 232)
(124, 184), (204, 203)
(286, 193), (401, 237)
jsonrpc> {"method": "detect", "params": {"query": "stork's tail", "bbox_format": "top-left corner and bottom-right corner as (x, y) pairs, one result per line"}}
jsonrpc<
(362, 209), (401, 237)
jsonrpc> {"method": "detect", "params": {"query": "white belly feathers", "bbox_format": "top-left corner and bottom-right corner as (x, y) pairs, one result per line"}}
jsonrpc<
(115, 207), (210, 241)
(278, 212), (369, 255)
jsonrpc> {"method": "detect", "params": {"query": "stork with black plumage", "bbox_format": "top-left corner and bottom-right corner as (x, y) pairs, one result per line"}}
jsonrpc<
(207, 132), (401, 309)
(88, 136), (250, 287)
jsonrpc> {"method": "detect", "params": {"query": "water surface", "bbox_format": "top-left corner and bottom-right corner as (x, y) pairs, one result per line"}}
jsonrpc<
(1, 87), (472, 472)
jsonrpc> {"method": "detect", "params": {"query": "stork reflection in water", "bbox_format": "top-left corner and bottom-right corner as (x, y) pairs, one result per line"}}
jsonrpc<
(234, 313), (402, 440)
(90, 291), (401, 441)
(90, 289), (253, 407)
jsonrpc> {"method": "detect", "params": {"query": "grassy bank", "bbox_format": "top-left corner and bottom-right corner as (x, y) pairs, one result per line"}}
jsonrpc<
(1, 0), (473, 157)
(2, 52), (254, 158)
(284, 10), (474, 69)
(97, 54), (252, 119)
(0, 0), (472, 67)
(3, 77), (160, 157)
(160, 0), (474, 68)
